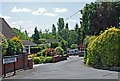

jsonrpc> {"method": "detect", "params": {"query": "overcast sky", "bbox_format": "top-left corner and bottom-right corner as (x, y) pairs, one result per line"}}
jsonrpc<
(0, 0), (95, 36)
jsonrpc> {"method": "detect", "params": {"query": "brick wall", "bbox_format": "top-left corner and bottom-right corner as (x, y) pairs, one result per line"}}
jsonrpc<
(2, 53), (33, 75)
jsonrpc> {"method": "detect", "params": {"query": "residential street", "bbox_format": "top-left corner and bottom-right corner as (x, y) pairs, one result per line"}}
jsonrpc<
(8, 56), (118, 79)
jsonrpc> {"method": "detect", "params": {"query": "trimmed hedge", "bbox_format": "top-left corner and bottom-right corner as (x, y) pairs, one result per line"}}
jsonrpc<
(86, 27), (120, 67)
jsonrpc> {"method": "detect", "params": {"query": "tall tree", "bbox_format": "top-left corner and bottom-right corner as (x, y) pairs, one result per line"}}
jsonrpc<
(80, 2), (120, 42)
(75, 23), (79, 33)
(25, 30), (28, 37)
(57, 18), (65, 37)
(32, 27), (40, 43)
(52, 24), (56, 35)
(62, 23), (69, 44)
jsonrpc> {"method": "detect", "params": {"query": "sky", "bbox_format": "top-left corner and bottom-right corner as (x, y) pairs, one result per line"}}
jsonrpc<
(0, 1), (95, 36)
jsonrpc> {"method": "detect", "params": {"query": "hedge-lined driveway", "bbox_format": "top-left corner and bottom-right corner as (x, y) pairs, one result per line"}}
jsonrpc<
(9, 56), (118, 79)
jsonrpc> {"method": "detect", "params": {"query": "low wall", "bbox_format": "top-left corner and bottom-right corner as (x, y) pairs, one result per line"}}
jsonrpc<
(2, 53), (33, 75)
(52, 55), (67, 63)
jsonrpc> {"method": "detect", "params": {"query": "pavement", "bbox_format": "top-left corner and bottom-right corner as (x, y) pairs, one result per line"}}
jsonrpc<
(6, 56), (118, 79)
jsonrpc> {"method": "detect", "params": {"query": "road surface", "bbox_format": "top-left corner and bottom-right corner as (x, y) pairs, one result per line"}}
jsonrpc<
(8, 56), (118, 79)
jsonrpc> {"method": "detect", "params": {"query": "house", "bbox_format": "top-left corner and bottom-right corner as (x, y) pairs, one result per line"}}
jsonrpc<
(22, 40), (37, 54)
(0, 17), (36, 54)
(0, 17), (17, 39)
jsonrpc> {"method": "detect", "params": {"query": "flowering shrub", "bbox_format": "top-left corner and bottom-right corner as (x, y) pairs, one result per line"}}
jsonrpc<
(11, 36), (24, 54)
(0, 33), (8, 55)
(86, 27), (120, 67)
(42, 48), (57, 56)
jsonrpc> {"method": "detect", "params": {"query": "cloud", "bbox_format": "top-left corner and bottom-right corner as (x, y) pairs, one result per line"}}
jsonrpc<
(0, 14), (12, 20)
(11, 7), (31, 13)
(44, 13), (58, 16)
(54, 8), (68, 13)
(32, 8), (57, 17)
(66, 19), (77, 23)
(32, 8), (46, 15)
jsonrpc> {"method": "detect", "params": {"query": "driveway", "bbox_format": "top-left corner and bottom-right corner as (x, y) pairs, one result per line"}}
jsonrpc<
(8, 56), (118, 79)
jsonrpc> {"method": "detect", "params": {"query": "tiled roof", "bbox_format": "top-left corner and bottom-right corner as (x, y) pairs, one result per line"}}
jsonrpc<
(22, 40), (37, 46)
(0, 18), (17, 39)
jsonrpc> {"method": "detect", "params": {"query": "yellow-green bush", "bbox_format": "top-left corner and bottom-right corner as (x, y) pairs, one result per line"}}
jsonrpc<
(86, 27), (120, 67)
(83, 36), (97, 63)
(33, 57), (40, 64)
(28, 54), (37, 58)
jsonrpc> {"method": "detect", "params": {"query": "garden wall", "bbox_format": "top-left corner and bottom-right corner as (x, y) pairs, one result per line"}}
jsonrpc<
(2, 53), (33, 75)
(52, 55), (67, 63)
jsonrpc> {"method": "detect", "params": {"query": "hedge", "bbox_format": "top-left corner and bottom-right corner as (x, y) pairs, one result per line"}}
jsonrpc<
(86, 27), (120, 67)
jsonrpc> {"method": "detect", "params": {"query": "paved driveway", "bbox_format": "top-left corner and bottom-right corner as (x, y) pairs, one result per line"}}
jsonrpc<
(8, 56), (118, 79)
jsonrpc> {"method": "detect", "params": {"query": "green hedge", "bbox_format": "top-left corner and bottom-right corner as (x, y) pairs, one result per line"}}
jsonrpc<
(86, 27), (120, 67)
(33, 56), (52, 64)
(83, 36), (97, 64)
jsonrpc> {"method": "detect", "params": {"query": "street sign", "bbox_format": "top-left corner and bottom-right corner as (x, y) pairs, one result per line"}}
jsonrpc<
(3, 57), (17, 64)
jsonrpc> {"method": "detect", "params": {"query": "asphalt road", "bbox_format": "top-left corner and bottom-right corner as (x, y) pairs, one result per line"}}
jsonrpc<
(8, 56), (118, 79)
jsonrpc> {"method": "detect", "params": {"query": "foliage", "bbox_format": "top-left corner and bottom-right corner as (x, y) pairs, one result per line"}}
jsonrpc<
(83, 36), (97, 64)
(11, 36), (24, 54)
(44, 56), (52, 63)
(32, 27), (40, 44)
(12, 28), (30, 40)
(39, 39), (47, 44)
(60, 39), (67, 52)
(33, 57), (40, 64)
(86, 27), (120, 67)
(52, 24), (56, 35)
(70, 44), (78, 49)
(67, 30), (78, 47)
(81, 2), (120, 41)
(51, 42), (60, 48)
(55, 47), (64, 55)
(6, 40), (16, 56)
(37, 52), (42, 56)
(28, 54), (37, 58)
(42, 48), (57, 56)
(0, 33), (8, 55)
(38, 44), (47, 50)
(57, 18), (65, 37)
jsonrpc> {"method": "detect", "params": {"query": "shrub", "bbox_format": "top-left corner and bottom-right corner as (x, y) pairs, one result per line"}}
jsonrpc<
(11, 36), (24, 54)
(42, 48), (57, 56)
(33, 57), (40, 64)
(55, 47), (64, 55)
(44, 57), (52, 63)
(28, 54), (36, 58)
(60, 39), (67, 52)
(70, 44), (77, 49)
(39, 38), (47, 44)
(51, 42), (59, 48)
(37, 52), (42, 56)
(83, 36), (97, 64)
(6, 40), (16, 56)
(38, 44), (47, 50)
(39, 56), (46, 63)
(0, 33), (8, 55)
(86, 27), (120, 67)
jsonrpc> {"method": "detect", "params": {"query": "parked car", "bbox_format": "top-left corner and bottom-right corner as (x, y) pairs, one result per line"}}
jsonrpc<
(67, 49), (79, 55)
